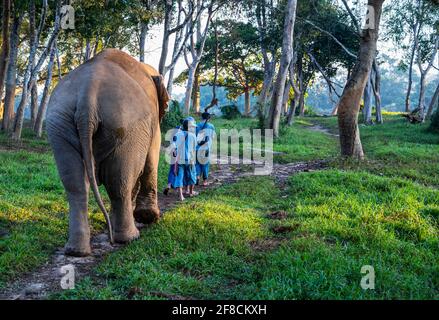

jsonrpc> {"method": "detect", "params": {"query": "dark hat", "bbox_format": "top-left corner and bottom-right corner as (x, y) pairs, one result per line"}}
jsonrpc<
(201, 112), (211, 120)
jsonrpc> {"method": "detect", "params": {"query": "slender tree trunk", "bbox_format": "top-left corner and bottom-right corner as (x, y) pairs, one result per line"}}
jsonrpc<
(267, 0), (297, 137)
(34, 44), (56, 138)
(426, 82), (439, 119)
(338, 0), (385, 159)
(84, 38), (91, 61)
(372, 59), (382, 123)
(287, 94), (298, 125)
(192, 66), (200, 113)
(2, 15), (21, 132)
(158, 2), (172, 75)
(418, 72), (427, 119)
(405, 23), (419, 113)
(258, 57), (275, 113)
(363, 76), (373, 124)
(184, 64), (197, 114)
(282, 80), (291, 116)
(244, 88), (251, 116)
(298, 83), (307, 116)
(0, 0), (11, 108)
(30, 82), (38, 127)
(139, 21), (148, 62)
(13, 0), (60, 140)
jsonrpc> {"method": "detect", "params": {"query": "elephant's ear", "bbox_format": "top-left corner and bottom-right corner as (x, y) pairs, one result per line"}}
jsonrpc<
(152, 75), (170, 121)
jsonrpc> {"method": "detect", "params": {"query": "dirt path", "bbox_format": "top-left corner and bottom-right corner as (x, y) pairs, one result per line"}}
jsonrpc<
(307, 124), (339, 137)
(0, 157), (328, 300)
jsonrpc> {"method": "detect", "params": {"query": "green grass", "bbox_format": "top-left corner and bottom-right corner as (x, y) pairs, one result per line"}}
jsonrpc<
(1, 115), (438, 299)
(0, 128), (170, 288)
(311, 115), (439, 187)
(55, 172), (438, 299)
(210, 116), (338, 163)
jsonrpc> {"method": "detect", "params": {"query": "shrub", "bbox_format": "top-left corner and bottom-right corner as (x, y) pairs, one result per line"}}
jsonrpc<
(220, 104), (241, 120)
(161, 100), (184, 133)
(429, 108), (439, 133)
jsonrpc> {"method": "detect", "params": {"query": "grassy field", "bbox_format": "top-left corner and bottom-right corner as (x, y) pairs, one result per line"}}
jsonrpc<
(0, 116), (438, 299)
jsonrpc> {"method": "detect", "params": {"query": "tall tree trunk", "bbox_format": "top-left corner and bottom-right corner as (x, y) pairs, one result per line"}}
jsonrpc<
(184, 65), (197, 114)
(0, 0), (11, 109)
(287, 94), (298, 125)
(84, 38), (91, 61)
(417, 72), (427, 119)
(34, 44), (56, 138)
(267, 0), (297, 137)
(426, 82), (439, 119)
(13, 0), (60, 140)
(258, 59), (275, 117)
(298, 83), (307, 116)
(363, 76), (373, 124)
(139, 21), (148, 62)
(2, 15), (21, 132)
(244, 88), (251, 116)
(405, 22), (419, 113)
(338, 0), (385, 159)
(282, 80), (291, 116)
(191, 66), (200, 113)
(30, 82), (38, 127)
(372, 59), (382, 123)
(158, 1), (173, 75)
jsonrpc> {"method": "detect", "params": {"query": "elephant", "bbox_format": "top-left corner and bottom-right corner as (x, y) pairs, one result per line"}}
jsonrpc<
(46, 49), (170, 256)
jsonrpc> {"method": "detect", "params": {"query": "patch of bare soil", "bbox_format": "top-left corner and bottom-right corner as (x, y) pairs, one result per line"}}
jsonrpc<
(0, 159), (328, 300)
(270, 224), (300, 234)
(250, 238), (286, 252)
(267, 211), (288, 220)
(0, 141), (50, 154)
(307, 124), (339, 137)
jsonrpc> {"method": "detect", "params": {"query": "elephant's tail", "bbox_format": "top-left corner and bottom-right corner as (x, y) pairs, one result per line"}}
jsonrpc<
(76, 112), (114, 245)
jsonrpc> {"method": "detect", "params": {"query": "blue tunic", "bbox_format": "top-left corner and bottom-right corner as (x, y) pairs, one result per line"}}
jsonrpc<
(196, 122), (215, 179)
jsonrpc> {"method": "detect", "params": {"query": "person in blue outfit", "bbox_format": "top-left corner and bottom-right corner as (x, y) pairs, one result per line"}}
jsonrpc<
(163, 117), (196, 196)
(163, 123), (181, 196)
(174, 118), (198, 201)
(196, 112), (215, 186)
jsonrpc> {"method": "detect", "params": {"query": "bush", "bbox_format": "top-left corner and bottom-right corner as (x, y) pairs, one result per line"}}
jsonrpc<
(220, 104), (241, 120)
(161, 100), (184, 133)
(429, 108), (439, 133)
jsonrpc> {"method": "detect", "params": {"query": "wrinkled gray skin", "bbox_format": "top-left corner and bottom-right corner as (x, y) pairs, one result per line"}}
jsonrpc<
(46, 49), (169, 256)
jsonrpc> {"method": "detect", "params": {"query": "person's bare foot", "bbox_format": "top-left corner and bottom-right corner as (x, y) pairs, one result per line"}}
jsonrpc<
(202, 181), (209, 186)
(189, 191), (199, 197)
(180, 195), (185, 201)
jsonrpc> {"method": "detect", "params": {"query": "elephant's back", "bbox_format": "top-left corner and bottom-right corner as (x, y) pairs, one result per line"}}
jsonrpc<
(48, 49), (159, 132)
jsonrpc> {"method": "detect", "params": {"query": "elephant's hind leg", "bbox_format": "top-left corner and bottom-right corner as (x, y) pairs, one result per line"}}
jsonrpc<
(134, 126), (161, 224)
(50, 135), (91, 256)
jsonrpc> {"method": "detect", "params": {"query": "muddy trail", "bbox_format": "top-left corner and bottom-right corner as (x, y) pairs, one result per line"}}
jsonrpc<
(0, 157), (328, 300)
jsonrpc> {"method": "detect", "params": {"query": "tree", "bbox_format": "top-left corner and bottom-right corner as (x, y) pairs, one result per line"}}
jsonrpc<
(0, 0), (11, 112)
(12, 0), (61, 140)
(386, 0), (439, 113)
(199, 20), (263, 116)
(338, 0), (386, 159)
(267, 0), (297, 138)
(1, 5), (22, 132)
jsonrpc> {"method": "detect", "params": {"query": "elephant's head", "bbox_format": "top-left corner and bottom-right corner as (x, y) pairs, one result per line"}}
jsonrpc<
(152, 75), (170, 121)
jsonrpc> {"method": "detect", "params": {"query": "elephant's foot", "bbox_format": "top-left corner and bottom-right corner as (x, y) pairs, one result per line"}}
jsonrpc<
(64, 239), (91, 257)
(133, 206), (160, 224)
(113, 226), (140, 244)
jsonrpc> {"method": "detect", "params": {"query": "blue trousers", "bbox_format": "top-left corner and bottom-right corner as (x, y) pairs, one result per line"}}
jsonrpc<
(196, 162), (210, 180)
(174, 164), (197, 187)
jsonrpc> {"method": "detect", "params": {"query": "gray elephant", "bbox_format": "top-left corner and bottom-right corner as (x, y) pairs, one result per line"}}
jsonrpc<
(46, 49), (169, 256)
